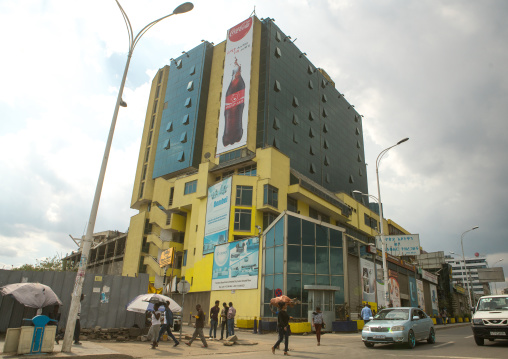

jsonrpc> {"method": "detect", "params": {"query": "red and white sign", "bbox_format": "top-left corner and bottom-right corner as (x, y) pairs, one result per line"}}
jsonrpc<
(421, 269), (439, 284)
(216, 17), (254, 156)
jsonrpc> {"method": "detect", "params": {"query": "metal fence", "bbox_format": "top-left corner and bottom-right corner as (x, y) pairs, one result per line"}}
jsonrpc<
(0, 269), (149, 332)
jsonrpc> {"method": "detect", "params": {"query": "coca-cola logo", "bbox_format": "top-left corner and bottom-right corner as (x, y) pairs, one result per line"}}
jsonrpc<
(228, 18), (252, 42)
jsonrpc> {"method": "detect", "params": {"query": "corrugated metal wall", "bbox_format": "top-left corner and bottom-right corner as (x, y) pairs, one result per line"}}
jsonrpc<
(0, 269), (149, 332)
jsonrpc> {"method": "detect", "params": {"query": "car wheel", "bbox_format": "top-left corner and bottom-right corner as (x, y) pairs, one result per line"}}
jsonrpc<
(407, 330), (416, 349)
(364, 342), (375, 348)
(474, 336), (484, 346)
(427, 328), (436, 344)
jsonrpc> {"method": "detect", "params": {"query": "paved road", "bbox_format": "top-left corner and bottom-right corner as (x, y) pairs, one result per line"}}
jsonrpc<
(2, 324), (507, 358)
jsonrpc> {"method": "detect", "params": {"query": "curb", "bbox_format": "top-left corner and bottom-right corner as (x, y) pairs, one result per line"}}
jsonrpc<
(434, 322), (470, 331)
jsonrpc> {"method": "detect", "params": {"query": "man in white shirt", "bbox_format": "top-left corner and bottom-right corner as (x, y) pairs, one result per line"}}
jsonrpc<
(148, 305), (162, 349)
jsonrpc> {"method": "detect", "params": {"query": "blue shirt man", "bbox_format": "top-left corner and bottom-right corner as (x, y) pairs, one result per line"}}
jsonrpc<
(361, 304), (373, 323)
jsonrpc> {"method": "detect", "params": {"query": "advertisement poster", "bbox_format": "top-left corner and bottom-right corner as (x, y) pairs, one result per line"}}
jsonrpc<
(389, 270), (401, 307)
(360, 259), (376, 303)
(376, 263), (386, 308)
(430, 283), (439, 316)
(376, 234), (421, 256)
(416, 279), (425, 309)
(409, 276), (418, 308)
(203, 177), (232, 254)
(212, 237), (260, 290)
(216, 17), (254, 156)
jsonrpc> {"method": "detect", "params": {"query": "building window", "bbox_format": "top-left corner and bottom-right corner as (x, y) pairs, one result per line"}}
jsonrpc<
(263, 212), (277, 229)
(184, 180), (197, 195)
(264, 184), (278, 208)
(364, 213), (378, 230)
(238, 165), (257, 176)
(234, 209), (251, 231)
(223, 170), (235, 179)
(183, 250), (187, 266)
(287, 197), (297, 212)
(236, 186), (253, 206)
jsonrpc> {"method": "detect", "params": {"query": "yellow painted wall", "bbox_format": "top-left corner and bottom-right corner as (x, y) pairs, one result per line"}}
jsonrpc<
(122, 211), (146, 276)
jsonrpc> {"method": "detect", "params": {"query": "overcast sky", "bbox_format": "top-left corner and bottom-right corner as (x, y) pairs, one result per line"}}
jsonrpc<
(1, 0), (506, 290)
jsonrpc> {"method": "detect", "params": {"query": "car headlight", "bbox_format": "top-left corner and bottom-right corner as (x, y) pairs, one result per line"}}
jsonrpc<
(472, 319), (483, 325)
(391, 326), (405, 332)
(363, 326), (370, 332)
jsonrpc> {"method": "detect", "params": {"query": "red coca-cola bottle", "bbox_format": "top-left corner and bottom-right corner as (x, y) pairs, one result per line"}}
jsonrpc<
(223, 58), (245, 146)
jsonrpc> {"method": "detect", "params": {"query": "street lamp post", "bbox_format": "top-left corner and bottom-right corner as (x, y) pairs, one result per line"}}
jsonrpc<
(460, 226), (479, 312)
(61, 1), (194, 352)
(375, 138), (409, 306)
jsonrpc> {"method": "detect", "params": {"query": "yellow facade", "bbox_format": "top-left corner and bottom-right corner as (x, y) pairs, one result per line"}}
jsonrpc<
(122, 16), (412, 321)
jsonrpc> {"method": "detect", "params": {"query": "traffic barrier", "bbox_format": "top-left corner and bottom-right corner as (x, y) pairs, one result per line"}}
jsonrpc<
(354, 320), (365, 330)
(290, 322), (311, 333)
(253, 317), (257, 334)
(236, 319), (254, 329)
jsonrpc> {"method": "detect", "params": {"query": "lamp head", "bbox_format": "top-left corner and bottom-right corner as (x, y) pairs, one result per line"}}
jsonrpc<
(472, 226), (479, 230)
(173, 2), (194, 14)
(397, 137), (409, 145)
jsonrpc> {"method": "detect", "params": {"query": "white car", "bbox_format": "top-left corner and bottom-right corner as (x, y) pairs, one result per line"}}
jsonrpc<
(471, 295), (508, 346)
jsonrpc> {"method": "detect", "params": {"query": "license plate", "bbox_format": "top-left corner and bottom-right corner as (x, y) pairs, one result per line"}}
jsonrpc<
(490, 331), (505, 336)
(373, 335), (385, 339)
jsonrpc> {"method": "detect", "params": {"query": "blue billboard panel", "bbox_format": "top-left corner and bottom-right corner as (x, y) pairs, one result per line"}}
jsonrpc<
(212, 237), (260, 290)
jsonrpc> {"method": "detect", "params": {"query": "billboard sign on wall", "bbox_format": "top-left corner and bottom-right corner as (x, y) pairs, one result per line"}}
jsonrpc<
(216, 17), (254, 156)
(203, 177), (232, 254)
(212, 237), (260, 290)
(409, 276), (418, 308)
(389, 270), (401, 307)
(430, 283), (439, 316)
(360, 259), (376, 303)
(376, 234), (421, 256)
(416, 279), (425, 309)
(376, 264), (387, 308)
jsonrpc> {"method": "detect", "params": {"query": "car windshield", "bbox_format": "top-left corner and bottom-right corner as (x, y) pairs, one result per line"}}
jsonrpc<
(373, 308), (409, 321)
(477, 297), (508, 311)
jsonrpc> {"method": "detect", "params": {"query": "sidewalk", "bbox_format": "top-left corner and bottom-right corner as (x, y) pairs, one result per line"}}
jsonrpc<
(0, 322), (471, 358)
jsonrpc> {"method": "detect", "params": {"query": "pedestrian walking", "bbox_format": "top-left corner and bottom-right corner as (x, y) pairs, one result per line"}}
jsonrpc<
(157, 301), (179, 347)
(271, 302), (290, 356)
(185, 304), (208, 348)
(209, 300), (220, 339)
(74, 294), (84, 345)
(220, 302), (229, 340)
(361, 303), (373, 324)
(227, 302), (236, 336)
(312, 307), (324, 346)
(147, 304), (162, 349)
(441, 307), (448, 325)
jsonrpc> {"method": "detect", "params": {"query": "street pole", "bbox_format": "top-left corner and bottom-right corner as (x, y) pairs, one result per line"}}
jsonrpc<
(460, 226), (479, 312)
(61, 2), (194, 352)
(375, 138), (409, 306)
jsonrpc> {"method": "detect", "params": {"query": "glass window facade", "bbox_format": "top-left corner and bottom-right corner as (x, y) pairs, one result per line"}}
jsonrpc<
(235, 185), (253, 206)
(184, 180), (197, 195)
(263, 184), (279, 208)
(263, 213), (344, 319)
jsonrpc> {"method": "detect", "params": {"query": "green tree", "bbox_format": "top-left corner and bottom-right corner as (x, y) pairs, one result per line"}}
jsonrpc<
(14, 255), (64, 272)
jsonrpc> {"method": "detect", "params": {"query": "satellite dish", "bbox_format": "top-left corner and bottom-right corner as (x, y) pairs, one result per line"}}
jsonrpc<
(204, 152), (211, 159)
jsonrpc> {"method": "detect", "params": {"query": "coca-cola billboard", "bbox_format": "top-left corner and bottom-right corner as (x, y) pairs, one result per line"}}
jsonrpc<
(216, 17), (254, 156)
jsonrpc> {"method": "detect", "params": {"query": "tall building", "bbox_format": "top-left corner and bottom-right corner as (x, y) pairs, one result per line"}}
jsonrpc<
(122, 16), (416, 320)
(445, 255), (489, 296)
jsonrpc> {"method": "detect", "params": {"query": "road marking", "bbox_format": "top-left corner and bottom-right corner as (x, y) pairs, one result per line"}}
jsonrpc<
(433, 341), (454, 348)
(387, 355), (490, 359)
(464, 335), (473, 338)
